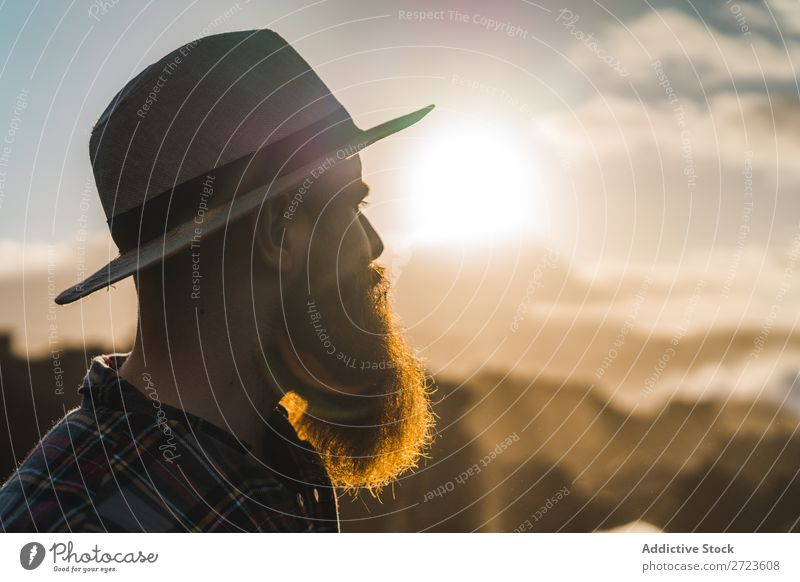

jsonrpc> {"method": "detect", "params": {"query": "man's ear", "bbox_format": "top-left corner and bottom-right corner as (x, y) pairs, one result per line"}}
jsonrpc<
(253, 193), (293, 272)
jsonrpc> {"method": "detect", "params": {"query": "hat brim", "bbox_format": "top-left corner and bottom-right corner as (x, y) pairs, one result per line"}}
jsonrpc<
(55, 104), (434, 305)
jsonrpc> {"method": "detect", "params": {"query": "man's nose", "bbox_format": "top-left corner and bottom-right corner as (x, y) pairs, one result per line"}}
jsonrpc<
(359, 214), (384, 260)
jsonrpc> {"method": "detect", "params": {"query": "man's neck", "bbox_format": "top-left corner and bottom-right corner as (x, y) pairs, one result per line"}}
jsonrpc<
(117, 314), (281, 461)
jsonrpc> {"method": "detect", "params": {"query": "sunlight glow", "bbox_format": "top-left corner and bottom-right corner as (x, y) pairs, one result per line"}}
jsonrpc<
(405, 123), (538, 242)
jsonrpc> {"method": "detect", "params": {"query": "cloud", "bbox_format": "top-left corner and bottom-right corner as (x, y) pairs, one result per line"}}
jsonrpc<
(764, 0), (800, 37)
(389, 240), (800, 414)
(562, 7), (799, 98)
(527, 80), (800, 259)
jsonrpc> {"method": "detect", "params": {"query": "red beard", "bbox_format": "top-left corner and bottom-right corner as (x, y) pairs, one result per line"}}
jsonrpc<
(278, 262), (435, 494)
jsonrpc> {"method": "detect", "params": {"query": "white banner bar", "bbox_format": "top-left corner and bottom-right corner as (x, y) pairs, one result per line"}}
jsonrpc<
(2, 533), (798, 581)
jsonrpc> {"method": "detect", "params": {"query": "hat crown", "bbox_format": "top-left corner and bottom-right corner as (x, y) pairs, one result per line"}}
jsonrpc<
(89, 29), (348, 219)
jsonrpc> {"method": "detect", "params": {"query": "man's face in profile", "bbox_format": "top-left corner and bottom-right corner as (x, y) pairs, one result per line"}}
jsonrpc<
(273, 155), (434, 493)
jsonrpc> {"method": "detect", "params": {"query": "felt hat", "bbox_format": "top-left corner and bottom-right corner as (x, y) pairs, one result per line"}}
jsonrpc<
(55, 29), (433, 305)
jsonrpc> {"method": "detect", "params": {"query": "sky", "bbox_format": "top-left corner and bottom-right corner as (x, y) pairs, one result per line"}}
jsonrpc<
(1, 0), (800, 406)
(2, 0), (798, 253)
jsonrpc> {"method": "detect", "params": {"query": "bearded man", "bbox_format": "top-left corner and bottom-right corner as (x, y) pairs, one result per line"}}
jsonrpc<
(0, 29), (435, 532)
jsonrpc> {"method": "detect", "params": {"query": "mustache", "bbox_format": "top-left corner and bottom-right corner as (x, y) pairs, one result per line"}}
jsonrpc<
(364, 262), (390, 300)
(304, 259), (387, 303)
(334, 261), (391, 319)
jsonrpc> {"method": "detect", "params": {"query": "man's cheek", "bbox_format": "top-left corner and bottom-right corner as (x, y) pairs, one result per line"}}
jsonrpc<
(338, 227), (374, 279)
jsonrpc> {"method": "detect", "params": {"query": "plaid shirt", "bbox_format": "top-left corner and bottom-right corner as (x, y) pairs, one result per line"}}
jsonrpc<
(0, 354), (339, 532)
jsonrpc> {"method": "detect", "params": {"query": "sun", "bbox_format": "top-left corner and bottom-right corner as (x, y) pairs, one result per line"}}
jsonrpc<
(405, 122), (539, 243)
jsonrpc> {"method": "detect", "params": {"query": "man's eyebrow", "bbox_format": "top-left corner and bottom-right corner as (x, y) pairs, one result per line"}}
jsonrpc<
(335, 182), (370, 209)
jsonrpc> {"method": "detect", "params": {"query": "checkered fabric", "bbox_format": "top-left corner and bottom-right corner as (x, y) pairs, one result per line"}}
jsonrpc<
(0, 354), (339, 532)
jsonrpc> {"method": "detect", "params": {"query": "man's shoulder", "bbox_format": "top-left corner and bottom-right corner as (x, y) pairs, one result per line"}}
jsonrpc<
(0, 402), (194, 532)
(0, 403), (336, 532)
(0, 405), (119, 531)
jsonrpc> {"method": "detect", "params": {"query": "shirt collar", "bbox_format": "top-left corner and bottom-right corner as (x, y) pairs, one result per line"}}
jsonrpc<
(78, 353), (254, 454)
